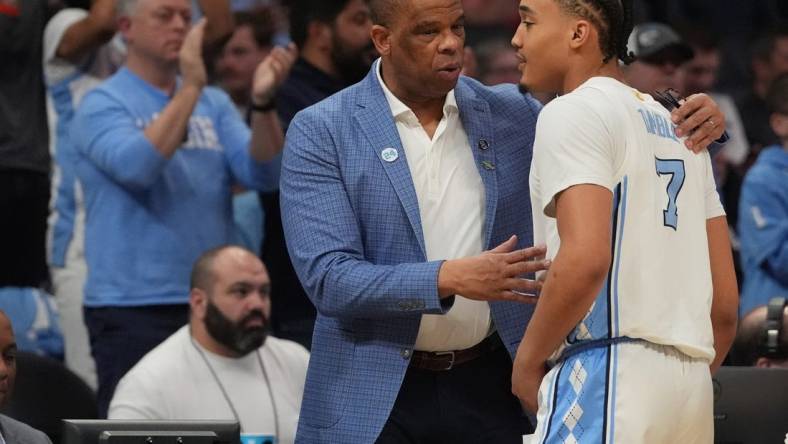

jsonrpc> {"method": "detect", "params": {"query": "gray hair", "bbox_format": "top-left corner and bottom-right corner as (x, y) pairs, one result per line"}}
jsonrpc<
(116, 0), (141, 17)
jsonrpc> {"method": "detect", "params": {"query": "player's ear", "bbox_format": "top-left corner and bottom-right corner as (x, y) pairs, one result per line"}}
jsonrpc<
(569, 19), (592, 50)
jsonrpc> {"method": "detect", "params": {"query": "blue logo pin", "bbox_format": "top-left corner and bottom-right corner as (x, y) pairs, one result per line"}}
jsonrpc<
(381, 147), (399, 162)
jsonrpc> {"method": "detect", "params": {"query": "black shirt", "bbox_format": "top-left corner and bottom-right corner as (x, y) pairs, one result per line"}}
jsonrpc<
(735, 90), (779, 154)
(276, 58), (345, 131)
(0, 0), (50, 173)
(261, 58), (346, 349)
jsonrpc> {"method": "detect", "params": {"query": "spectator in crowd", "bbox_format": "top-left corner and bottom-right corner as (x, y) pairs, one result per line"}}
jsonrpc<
(646, 0), (780, 95)
(45, 0), (236, 393)
(732, 297), (788, 368)
(0, 310), (53, 444)
(44, 0), (121, 391)
(471, 37), (554, 105)
(623, 22), (694, 95)
(682, 30), (749, 178)
(0, 0), (51, 300)
(737, 74), (788, 317)
(213, 9), (279, 257)
(680, 29), (750, 233)
(735, 26), (788, 154)
(71, 0), (297, 416)
(215, 9), (276, 116)
(261, 0), (375, 349)
(474, 37), (521, 86)
(110, 246), (308, 443)
(282, 0), (376, 127)
(0, 288), (63, 359)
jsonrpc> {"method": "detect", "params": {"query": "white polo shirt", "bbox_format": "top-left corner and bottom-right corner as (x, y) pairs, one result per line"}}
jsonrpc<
(376, 61), (490, 352)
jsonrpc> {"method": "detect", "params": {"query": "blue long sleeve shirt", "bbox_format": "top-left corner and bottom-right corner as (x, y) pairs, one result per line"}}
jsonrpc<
(737, 146), (788, 316)
(72, 67), (277, 307)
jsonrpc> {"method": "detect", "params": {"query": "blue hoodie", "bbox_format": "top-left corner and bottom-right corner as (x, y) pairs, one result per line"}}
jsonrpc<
(72, 67), (277, 307)
(738, 145), (788, 316)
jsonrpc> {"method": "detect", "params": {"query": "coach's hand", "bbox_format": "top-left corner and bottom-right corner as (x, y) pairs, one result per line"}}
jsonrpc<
(180, 18), (208, 90)
(671, 93), (726, 153)
(437, 235), (549, 303)
(512, 357), (546, 414)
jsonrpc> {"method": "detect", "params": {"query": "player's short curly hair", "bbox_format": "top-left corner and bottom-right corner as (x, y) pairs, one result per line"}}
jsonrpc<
(555, 0), (635, 64)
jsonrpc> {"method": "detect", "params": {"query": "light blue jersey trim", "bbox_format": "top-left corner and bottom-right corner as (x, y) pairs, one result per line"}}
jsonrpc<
(607, 176), (628, 443)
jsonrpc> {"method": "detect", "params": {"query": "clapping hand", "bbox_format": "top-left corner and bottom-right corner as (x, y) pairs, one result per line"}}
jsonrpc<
(179, 18), (208, 90)
(251, 43), (298, 106)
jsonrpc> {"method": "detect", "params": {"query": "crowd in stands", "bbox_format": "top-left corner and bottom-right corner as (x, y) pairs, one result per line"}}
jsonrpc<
(0, 0), (786, 442)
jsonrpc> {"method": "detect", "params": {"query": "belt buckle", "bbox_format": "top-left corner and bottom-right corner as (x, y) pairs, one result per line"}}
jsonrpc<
(434, 351), (455, 370)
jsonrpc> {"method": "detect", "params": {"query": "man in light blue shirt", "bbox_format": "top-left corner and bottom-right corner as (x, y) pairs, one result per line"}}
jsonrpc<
(738, 73), (788, 316)
(71, 0), (296, 416)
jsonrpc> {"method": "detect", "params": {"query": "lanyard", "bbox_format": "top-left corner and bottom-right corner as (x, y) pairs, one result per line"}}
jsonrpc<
(190, 336), (280, 439)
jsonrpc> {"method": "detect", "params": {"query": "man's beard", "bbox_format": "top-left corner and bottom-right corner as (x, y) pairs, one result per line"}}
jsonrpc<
(204, 301), (269, 356)
(330, 31), (376, 85)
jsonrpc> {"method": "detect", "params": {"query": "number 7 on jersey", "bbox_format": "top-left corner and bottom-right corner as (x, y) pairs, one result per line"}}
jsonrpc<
(655, 158), (686, 230)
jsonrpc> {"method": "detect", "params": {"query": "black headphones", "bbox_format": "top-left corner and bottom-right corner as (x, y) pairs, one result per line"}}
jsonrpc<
(759, 296), (787, 359)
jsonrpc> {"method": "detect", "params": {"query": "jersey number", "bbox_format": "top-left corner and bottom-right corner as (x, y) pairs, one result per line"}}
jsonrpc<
(655, 158), (686, 230)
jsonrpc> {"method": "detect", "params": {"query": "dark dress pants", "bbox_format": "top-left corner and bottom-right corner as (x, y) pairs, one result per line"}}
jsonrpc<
(376, 337), (534, 444)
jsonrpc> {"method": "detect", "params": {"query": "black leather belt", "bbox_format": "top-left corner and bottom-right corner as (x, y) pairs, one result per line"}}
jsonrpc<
(409, 334), (502, 371)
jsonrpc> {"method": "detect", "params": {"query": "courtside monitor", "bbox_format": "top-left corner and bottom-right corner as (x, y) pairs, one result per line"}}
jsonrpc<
(713, 367), (788, 444)
(62, 420), (240, 444)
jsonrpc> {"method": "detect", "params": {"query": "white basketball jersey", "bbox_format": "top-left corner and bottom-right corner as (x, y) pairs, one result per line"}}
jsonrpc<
(530, 77), (725, 362)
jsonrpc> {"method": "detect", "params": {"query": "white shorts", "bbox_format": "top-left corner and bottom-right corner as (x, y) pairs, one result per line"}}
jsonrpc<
(531, 341), (713, 444)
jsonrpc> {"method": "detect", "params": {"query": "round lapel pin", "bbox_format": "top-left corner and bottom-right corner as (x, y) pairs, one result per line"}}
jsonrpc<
(381, 147), (399, 163)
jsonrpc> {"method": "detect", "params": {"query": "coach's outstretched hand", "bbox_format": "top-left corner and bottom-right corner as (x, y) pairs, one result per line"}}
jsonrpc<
(671, 93), (727, 153)
(437, 235), (549, 304)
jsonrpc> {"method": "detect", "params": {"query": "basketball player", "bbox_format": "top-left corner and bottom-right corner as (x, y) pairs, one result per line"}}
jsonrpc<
(509, 0), (739, 442)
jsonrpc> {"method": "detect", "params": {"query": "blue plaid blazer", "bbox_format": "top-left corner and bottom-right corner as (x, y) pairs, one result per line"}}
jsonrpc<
(280, 63), (542, 443)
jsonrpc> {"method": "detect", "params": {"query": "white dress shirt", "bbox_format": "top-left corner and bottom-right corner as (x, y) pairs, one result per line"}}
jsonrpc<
(376, 61), (490, 351)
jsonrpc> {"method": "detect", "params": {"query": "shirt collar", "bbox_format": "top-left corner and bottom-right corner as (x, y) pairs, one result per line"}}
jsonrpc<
(375, 59), (458, 124)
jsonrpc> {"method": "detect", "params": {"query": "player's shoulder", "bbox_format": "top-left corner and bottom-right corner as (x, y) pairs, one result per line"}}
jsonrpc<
(544, 77), (641, 129)
(562, 76), (628, 109)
